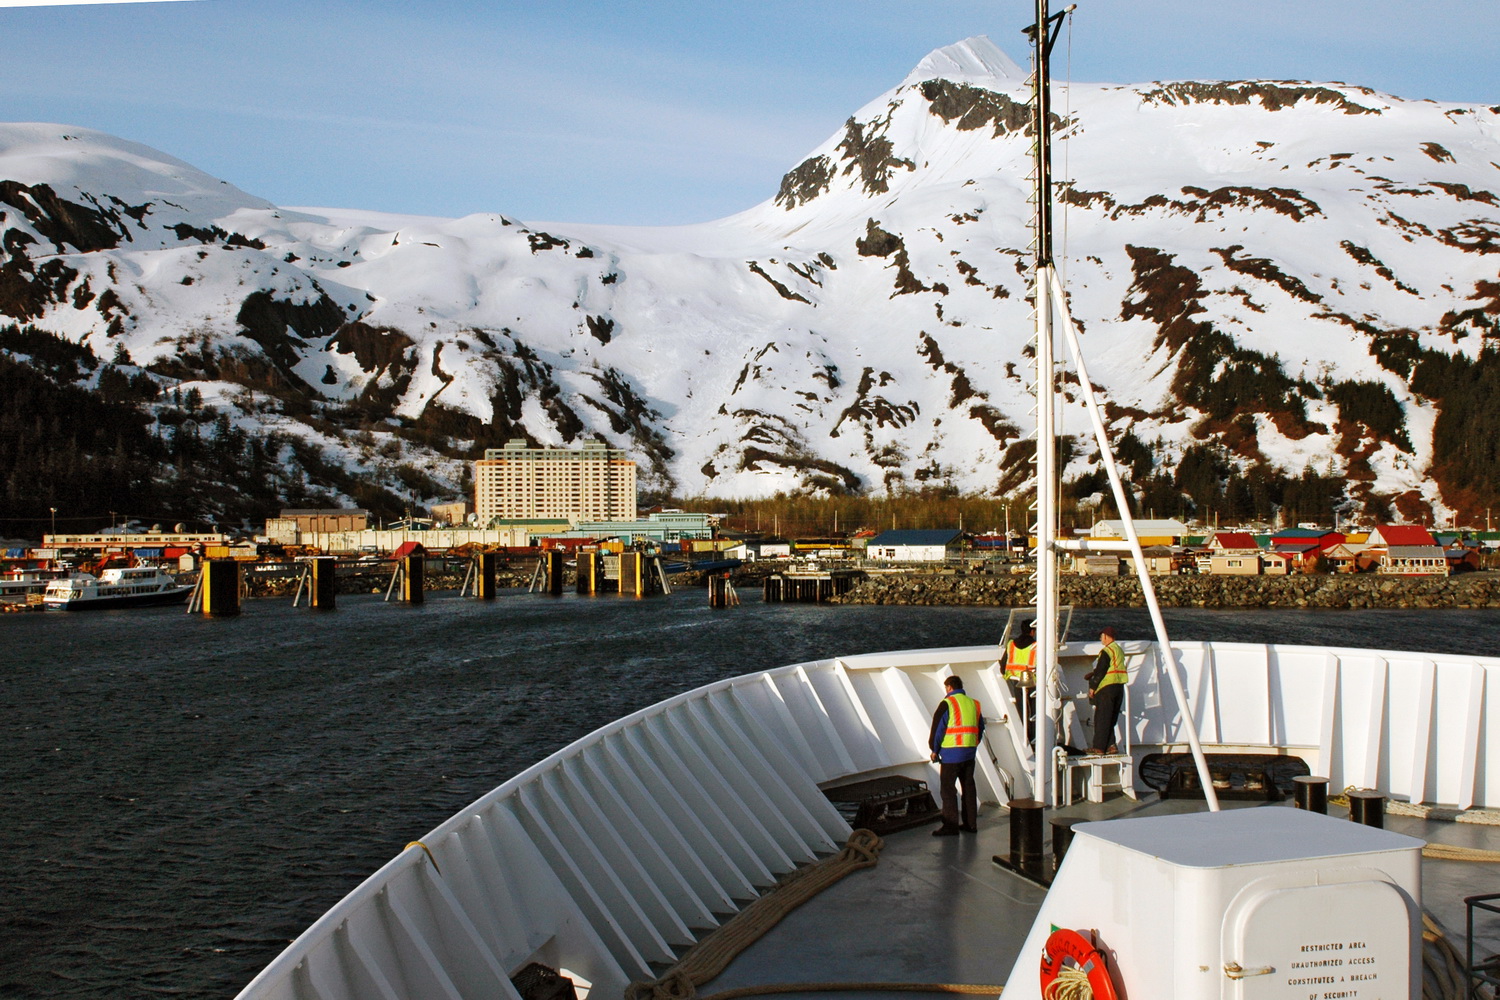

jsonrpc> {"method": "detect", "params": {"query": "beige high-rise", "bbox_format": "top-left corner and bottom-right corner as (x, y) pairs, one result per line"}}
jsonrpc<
(474, 439), (637, 524)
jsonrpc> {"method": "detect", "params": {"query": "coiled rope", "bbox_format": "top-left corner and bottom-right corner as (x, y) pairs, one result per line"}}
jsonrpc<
(1040, 966), (1090, 1000)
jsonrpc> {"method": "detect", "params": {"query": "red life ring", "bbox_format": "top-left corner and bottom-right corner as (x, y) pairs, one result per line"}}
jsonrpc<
(1039, 927), (1120, 1000)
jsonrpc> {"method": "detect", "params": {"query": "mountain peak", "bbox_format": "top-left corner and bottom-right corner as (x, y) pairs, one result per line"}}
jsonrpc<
(903, 35), (1025, 88)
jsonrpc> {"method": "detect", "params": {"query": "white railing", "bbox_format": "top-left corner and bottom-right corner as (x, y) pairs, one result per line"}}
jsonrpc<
(235, 642), (1500, 1000)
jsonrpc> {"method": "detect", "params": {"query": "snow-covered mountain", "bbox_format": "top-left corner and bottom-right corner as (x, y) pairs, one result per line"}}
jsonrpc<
(3, 36), (1499, 519)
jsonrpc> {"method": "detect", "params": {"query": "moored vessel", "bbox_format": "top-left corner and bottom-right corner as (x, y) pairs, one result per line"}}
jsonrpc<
(42, 564), (193, 610)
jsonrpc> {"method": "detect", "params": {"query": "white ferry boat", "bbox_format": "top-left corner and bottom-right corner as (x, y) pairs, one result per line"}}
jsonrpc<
(42, 565), (193, 610)
(233, 6), (1500, 1000)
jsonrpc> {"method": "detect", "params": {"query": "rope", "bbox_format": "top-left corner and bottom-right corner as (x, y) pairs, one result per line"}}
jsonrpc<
(698, 983), (1003, 1000)
(625, 830), (887, 1000)
(1422, 842), (1500, 863)
(1042, 966), (1090, 1000)
(404, 840), (441, 875)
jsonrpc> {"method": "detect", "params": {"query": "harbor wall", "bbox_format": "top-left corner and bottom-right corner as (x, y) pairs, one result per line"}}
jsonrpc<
(832, 571), (1500, 609)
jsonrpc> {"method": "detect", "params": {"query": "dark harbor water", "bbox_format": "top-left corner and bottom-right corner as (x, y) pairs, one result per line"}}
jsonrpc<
(4, 591), (1500, 999)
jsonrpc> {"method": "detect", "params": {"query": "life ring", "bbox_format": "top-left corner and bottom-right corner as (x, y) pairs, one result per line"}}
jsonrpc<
(1040, 927), (1119, 1000)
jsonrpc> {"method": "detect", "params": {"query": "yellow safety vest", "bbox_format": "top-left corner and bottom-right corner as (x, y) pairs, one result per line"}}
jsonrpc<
(1005, 640), (1037, 680)
(1096, 641), (1128, 688)
(940, 693), (981, 749)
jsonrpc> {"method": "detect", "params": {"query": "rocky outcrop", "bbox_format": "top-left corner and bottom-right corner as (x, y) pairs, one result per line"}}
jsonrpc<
(833, 571), (1500, 609)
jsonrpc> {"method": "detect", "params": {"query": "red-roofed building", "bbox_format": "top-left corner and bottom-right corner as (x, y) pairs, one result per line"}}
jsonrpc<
(1367, 525), (1438, 548)
(1209, 531), (1258, 553)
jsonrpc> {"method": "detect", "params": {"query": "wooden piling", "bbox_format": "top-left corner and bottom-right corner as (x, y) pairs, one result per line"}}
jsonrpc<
(401, 554), (425, 604)
(310, 556), (336, 609)
(476, 552), (499, 600)
(619, 551), (642, 596)
(576, 550), (600, 595)
(201, 559), (241, 616)
(546, 550), (565, 596)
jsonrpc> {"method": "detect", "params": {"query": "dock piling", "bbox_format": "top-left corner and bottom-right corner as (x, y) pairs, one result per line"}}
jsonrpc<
(201, 559), (241, 616)
(310, 556), (337, 609)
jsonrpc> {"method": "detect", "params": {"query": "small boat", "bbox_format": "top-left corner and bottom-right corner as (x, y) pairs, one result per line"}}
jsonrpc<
(42, 565), (194, 610)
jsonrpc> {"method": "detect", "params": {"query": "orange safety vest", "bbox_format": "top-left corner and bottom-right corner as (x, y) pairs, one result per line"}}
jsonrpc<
(940, 693), (981, 749)
(1005, 640), (1037, 680)
(1096, 641), (1128, 688)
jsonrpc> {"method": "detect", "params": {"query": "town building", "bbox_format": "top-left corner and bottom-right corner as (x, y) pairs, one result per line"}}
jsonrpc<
(1379, 546), (1450, 576)
(1324, 542), (1376, 573)
(866, 529), (962, 562)
(1090, 519), (1190, 546)
(429, 500), (472, 526)
(265, 509), (370, 544)
(1207, 531), (1259, 554)
(1208, 553), (1262, 576)
(560, 511), (716, 547)
(474, 439), (636, 523)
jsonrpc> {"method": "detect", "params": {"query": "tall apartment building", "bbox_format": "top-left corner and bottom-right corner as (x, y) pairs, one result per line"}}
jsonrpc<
(474, 439), (637, 524)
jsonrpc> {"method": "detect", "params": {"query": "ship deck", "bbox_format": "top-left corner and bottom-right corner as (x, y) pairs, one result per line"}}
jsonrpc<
(699, 795), (1500, 1000)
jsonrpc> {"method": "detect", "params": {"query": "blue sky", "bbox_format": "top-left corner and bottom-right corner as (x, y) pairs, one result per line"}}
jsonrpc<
(3, 0), (1497, 226)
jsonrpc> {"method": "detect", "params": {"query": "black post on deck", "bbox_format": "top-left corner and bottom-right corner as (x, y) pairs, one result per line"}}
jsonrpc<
(476, 552), (499, 600)
(310, 556), (337, 610)
(202, 558), (241, 616)
(1050, 816), (1082, 869)
(401, 554), (425, 604)
(1293, 775), (1329, 814)
(1348, 789), (1385, 828)
(545, 550), (565, 596)
(1009, 798), (1046, 878)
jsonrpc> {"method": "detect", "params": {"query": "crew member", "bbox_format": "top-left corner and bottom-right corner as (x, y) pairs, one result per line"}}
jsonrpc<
(1086, 626), (1128, 755)
(1004, 619), (1038, 740)
(929, 676), (984, 836)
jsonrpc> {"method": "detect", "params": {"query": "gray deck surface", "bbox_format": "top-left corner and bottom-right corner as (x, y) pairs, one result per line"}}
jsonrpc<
(696, 795), (1500, 1000)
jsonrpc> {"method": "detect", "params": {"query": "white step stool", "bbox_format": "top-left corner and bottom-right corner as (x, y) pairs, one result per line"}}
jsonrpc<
(1052, 745), (1135, 806)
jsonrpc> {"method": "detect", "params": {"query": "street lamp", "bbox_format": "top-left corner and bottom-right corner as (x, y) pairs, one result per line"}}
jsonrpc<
(49, 507), (56, 538)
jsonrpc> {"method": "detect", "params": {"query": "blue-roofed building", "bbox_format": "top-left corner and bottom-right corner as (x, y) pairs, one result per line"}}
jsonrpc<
(866, 529), (962, 562)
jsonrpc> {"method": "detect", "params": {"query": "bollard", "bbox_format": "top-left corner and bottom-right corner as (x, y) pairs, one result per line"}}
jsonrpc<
(401, 554), (424, 604)
(1293, 775), (1329, 814)
(310, 556), (336, 610)
(1348, 789), (1385, 828)
(1051, 816), (1082, 870)
(1009, 798), (1046, 878)
(546, 550), (565, 596)
(202, 559), (241, 616)
(476, 552), (499, 600)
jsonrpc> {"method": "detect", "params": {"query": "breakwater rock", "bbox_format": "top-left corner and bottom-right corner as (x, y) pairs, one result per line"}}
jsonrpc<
(833, 571), (1500, 609)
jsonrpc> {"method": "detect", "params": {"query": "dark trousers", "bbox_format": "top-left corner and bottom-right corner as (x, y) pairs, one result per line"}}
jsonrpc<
(1007, 679), (1036, 742)
(1091, 684), (1123, 752)
(938, 758), (977, 829)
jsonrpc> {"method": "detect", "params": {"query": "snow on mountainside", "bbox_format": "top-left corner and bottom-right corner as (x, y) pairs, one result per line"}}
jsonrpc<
(3, 36), (1500, 520)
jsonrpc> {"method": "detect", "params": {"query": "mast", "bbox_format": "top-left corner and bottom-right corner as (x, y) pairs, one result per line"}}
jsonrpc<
(1025, 0), (1071, 808)
(1022, 0), (1221, 811)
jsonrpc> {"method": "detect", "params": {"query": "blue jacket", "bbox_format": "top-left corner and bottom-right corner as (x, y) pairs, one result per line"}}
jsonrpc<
(929, 687), (985, 763)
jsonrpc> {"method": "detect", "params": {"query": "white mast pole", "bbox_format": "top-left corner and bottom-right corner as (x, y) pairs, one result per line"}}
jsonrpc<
(1050, 270), (1220, 811)
(1034, 265), (1055, 806)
